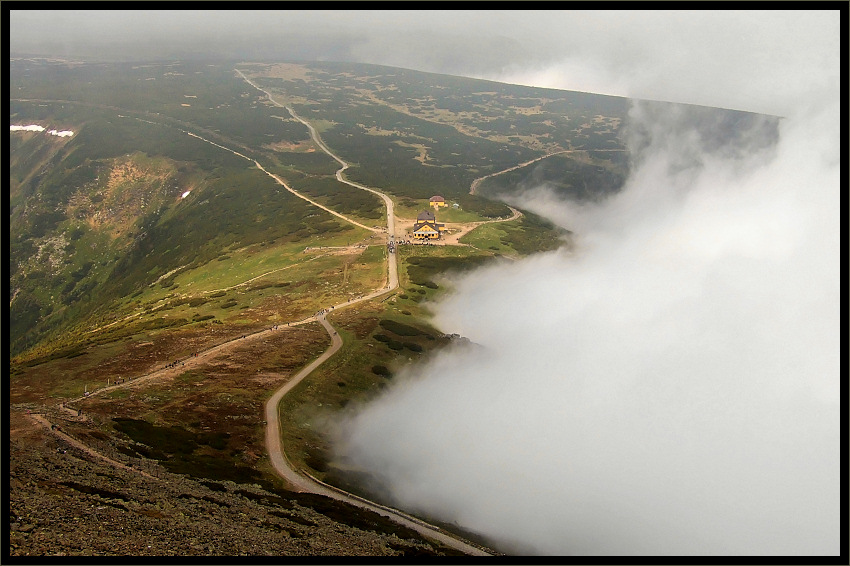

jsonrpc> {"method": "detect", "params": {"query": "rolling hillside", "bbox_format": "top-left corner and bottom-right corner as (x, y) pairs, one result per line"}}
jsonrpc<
(8, 57), (778, 557)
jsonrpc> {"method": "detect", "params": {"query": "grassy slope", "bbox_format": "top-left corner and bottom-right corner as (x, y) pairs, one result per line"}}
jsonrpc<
(9, 61), (374, 361)
(9, 58), (590, 503)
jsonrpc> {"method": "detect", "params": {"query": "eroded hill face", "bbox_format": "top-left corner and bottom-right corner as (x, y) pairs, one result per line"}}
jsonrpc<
(8, 126), (215, 358)
(68, 154), (183, 238)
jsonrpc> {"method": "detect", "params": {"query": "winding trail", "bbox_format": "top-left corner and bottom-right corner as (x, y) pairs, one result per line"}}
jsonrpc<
(68, 314), (321, 405)
(235, 70), (396, 235)
(469, 148), (627, 195)
(185, 131), (380, 234)
(26, 413), (155, 480)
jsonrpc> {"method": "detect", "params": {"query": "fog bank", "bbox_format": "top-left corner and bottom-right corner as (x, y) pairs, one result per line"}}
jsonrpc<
(330, 65), (840, 556)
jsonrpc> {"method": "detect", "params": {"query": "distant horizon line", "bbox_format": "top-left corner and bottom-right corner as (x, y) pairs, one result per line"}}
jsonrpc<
(9, 54), (781, 118)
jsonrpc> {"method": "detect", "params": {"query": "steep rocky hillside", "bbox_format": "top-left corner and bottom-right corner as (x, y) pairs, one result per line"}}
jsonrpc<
(8, 407), (467, 557)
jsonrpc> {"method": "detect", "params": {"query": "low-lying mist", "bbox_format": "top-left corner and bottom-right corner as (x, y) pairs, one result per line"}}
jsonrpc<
(329, 71), (839, 559)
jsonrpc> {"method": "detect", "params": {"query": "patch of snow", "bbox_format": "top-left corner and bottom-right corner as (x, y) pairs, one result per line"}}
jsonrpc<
(11, 124), (74, 137)
(10, 124), (46, 132)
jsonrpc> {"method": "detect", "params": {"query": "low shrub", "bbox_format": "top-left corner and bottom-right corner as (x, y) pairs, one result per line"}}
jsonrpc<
(378, 319), (423, 336)
(371, 365), (392, 377)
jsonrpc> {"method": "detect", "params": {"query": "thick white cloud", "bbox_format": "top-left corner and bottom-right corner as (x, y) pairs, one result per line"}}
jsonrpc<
(331, 12), (840, 556)
(486, 11), (839, 117)
(333, 96), (839, 556)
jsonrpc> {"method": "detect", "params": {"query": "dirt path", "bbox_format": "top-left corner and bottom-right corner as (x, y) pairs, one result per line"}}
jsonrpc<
(69, 316), (321, 406)
(284, 105), (399, 290)
(184, 131), (381, 234)
(264, 314), (341, 491)
(263, 315), (488, 555)
(283, 105), (397, 238)
(26, 413), (156, 479)
(469, 148), (627, 195)
(234, 69), (397, 241)
(82, 255), (324, 337)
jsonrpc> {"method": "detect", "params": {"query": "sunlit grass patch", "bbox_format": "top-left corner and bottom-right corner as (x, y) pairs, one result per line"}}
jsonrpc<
(459, 221), (515, 254)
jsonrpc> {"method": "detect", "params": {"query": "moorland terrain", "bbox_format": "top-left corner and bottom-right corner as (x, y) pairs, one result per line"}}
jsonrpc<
(8, 58), (775, 556)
